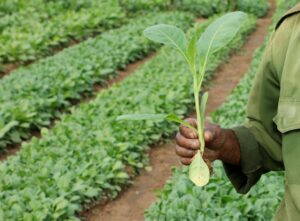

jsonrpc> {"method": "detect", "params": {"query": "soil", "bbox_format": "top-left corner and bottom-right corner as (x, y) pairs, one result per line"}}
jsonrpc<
(81, 1), (275, 221)
(0, 145), (20, 161)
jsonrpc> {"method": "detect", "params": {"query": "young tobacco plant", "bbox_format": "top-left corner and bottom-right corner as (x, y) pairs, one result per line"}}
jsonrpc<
(117, 12), (247, 186)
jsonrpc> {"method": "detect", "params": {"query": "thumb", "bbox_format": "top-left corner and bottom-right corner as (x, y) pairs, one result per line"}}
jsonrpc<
(204, 128), (215, 143)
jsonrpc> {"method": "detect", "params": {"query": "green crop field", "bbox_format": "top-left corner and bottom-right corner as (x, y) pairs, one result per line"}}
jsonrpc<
(0, 0), (298, 220)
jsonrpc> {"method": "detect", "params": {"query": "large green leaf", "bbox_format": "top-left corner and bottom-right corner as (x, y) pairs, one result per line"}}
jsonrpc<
(166, 113), (198, 133)
(189, 151), (210, 187)
(186, 32), (198, 69)
(144, 24), (188, 57)
(117, 113), (198, 133)
(197, 12), (247, 63)
(116, 114), (167, 121)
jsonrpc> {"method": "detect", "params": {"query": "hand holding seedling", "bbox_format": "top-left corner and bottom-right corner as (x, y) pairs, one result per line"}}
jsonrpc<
(175, 118), (241, 167)
(117, 12), (247, 186)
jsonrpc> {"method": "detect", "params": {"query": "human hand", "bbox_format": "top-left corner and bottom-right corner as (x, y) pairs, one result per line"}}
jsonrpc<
(175, 118), (240, 166)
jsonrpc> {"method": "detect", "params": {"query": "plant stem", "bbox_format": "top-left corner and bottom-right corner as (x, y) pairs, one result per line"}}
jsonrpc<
(193, 76), (204, 155)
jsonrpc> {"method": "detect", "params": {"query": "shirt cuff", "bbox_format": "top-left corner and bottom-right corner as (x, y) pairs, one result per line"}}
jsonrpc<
(223, 126), (263, 194)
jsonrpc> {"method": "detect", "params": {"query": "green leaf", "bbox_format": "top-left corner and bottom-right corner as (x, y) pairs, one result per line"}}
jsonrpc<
(117, 113), (198, 133)
(197, 12), (247, 63)
(189, 152), (210, 187)
(116, 114), (167, 121)
(0, 121), (19, 139)
(144, 24), (188, 57)
(116, 172), (129, 179)
(186, 33), (198, 68)
(85, 188), (99, 197)
(166, 113), (198, 133)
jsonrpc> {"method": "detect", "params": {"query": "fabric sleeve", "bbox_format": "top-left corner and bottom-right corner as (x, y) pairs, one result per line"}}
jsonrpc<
(223, 124), (281, 194)
(221, 13), (300, 194)
(222, 34), (283, 194)
(222, 126), (262, 194)
(272, 131), (300, 220)
(272, 13), (300, 220)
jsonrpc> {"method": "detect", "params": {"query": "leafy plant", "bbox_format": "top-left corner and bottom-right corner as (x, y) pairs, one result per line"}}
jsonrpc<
(0, 11), (194, 150)
(0, 0), (125, 64)
(117, 12), (247, 186)
(236, 0), (269, 18)
(175, 0), (229, 17)
(119, 0), (172, 14)
(0, 15), (256, 220)
(145, 163), (284, 221)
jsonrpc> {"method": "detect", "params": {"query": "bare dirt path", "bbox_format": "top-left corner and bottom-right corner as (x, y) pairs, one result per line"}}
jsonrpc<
(82, 2), (275, 221)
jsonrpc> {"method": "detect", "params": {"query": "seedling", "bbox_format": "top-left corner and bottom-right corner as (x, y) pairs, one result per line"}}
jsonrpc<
(117, 12), (247, 186)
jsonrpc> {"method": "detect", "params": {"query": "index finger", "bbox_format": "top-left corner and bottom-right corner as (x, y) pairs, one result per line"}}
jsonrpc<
(179, 118), (198, 139)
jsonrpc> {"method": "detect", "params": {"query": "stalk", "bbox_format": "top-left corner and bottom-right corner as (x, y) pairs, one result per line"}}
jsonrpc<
(193, 75), (204, 155)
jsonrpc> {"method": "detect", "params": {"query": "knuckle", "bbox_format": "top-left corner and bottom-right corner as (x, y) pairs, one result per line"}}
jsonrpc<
(175, 132), (181, 142)
(175, 145), (181, 155)
(192, 139), (200, 149)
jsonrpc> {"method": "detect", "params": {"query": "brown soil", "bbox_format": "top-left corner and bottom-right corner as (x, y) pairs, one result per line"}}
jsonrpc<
(0, 145), (20, 161)
(81, 1), (275, 221)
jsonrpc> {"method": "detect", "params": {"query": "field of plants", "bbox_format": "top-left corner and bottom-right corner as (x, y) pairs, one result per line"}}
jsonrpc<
(145, 1), (296, 221)
(0, 0), (298, 220)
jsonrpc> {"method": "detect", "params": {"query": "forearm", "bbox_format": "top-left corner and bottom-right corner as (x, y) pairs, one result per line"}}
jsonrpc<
(217, 128), (241, 166)
(220, 126), (264, 194)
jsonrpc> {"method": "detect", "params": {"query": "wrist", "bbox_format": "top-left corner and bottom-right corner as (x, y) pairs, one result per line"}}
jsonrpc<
(217, 128), (241, 166)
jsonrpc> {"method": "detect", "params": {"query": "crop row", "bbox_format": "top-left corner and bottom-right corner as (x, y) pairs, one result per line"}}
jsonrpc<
(145, 164), (284, 221)
(236, 0), (269, 18)
(0, 0), (125, 64)
(0, 0), (93, 16)
(0, 11), (194, 150)
(144, 1), (293, 220)
(0, 0), (108, 22)
(0, 0), (268, 65)
(0, 14), (256, 221)
(121, 0), (269, 18)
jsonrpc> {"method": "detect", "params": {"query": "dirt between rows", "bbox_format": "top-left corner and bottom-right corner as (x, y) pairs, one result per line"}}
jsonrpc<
(81, 1), (275, 221)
